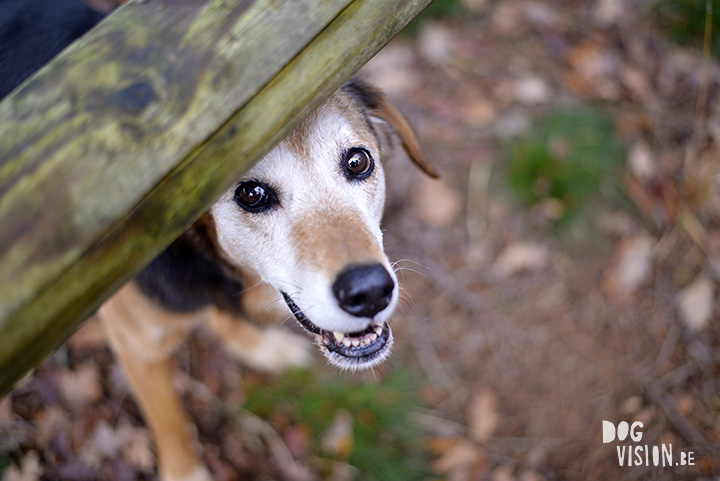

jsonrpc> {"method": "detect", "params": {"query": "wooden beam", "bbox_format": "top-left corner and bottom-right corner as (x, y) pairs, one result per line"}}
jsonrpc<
(0, 0), (432, 394)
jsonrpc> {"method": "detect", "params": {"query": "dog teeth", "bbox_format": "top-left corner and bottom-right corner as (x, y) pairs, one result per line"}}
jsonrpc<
(333, 325), (383, 350)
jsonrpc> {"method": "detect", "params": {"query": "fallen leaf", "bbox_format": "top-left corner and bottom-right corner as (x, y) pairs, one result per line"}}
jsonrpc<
(461, 0), (489, 13)
(1, 451), (42, 481)
(35, 406), (67, 445)
(432, 438), (484, 475)
(460, 96), (496, 126)
(493, 242), (550, 278)
(621, 64), (652, 104)
(519, 471), (543, 481)
(514, 76), (551, 105)
(418, 22), (454, 66)
(412, 177), (463, 227)
(491, 465), (516, 481)
(522, 2), (564, 29)
(80, 420), (120, 468)
(360, 43), (417, 95)
(678, 276), (715, 332)
(67, 316), (107, 351)
(494, 110), (532, 139)
(0, 396), (11, 422)
(491, 2), (520, 34)
(118, 424), (155, 471)
(565, 41), (620, 100)
(322, 410), (353, 459)
(602, 234), (655, 301)
(593, 0), (625, 25)
(675, 393), (694, 415)
(467, 390), (499, 443)
(627, 140), (655, 183)
(58, 363), (102, 410)
(620, 396), (643, 416)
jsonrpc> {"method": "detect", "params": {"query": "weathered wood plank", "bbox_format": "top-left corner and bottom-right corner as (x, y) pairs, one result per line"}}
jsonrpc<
(0, 0), (432, 394)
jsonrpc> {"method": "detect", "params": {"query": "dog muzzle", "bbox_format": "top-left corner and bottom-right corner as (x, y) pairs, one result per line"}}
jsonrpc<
(281, 292), (393, 370)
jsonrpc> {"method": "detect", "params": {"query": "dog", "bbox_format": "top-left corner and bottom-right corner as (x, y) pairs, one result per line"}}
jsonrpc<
(1, 0), (438, 480)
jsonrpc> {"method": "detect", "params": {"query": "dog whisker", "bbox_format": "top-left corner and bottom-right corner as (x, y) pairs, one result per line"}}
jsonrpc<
(277, 314), (295, 328)
(398, 284), (415, 301)
(234, 278), (265, 297)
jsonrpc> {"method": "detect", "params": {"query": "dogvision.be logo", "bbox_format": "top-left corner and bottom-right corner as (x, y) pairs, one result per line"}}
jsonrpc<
(603, 421), (695, 467)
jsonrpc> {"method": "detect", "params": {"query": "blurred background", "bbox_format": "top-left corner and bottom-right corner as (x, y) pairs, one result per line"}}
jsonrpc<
(2, 0), (720, 480)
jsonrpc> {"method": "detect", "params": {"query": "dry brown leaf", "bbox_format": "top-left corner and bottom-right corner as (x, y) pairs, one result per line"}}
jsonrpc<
(514, 76), (551, 105)
(0, 396), (11, 423)
(58, 363), (102, 410)
(322, 410), (353, 459)
(678, 276), (715, 332)
(491, 2), (520, 34)
(432, 438), (484, 475)
(595, 210), (635, 237)
(118, 424), (155, 471)
(459, 96), (497, 126)
(35, 406), (67, 445)
(461, 0), (489, 13)
(602, 234), (655, 301)
(620, 396), (643, 416)
(80, 420), (120, 468)
(418, 22), (454, 66)
(522, 2), (564, 29)
(467, 390), (499, 443)
(565, 41), (620, 100)
(494, 110), (532, 139)
(67, 316), (107, 351)
(593, 0), (624, 25)
(76, 420), (155, 472)
(359, 43), (417, 95)
(519, 471), (543, 481)
(491, 465), (516, 481)
(675, 393), (695, 416)
(493, 242), (550, 278)
(621, 65), (652, 104)
(412, 177), (463, 227)
(1, 451), (41, 481)
(627, 140), (655, 183)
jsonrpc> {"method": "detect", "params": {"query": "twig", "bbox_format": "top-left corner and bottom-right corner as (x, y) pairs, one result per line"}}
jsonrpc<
(237, 408), (313, 481)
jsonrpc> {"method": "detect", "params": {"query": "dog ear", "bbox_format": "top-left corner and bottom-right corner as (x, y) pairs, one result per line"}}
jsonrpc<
(343, 79), (439, 179)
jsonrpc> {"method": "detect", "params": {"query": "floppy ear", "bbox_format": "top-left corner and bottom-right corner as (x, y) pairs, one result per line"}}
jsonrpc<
(343, 79), (439, 179)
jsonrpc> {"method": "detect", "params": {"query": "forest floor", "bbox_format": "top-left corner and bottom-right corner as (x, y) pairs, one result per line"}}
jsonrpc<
(3, 0), (720, 480)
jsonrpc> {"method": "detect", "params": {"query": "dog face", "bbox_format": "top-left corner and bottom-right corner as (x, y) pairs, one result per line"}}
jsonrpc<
(210, 80), (437, 370)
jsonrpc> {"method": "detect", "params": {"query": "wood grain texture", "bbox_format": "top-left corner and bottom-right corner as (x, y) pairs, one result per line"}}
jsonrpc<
(0, 0), (432, 394)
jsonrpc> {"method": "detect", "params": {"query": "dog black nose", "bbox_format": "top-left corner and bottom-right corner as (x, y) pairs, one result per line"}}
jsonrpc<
(333, 264), (395, 318)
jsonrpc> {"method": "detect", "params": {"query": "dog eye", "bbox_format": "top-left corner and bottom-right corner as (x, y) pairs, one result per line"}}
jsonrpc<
(234, 181), (277, 213)
(343, 148), (374, 180)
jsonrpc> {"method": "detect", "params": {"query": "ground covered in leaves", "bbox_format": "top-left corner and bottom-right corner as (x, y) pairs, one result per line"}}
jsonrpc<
(3, 0), (720, 480)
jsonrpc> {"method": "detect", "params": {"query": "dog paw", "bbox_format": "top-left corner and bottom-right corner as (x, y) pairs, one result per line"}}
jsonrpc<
(244, 328), (313, 374)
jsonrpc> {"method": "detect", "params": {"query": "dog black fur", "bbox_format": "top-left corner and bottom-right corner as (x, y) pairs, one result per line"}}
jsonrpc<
(0, 0), (103, 98)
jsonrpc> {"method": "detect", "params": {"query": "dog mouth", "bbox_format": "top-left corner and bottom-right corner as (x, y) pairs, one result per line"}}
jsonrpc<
(281, 292), (393, 370)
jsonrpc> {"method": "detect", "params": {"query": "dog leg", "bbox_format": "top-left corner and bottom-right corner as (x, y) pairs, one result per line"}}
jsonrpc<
(206, 307), (312, 374)
(99, 284), (211, 481)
